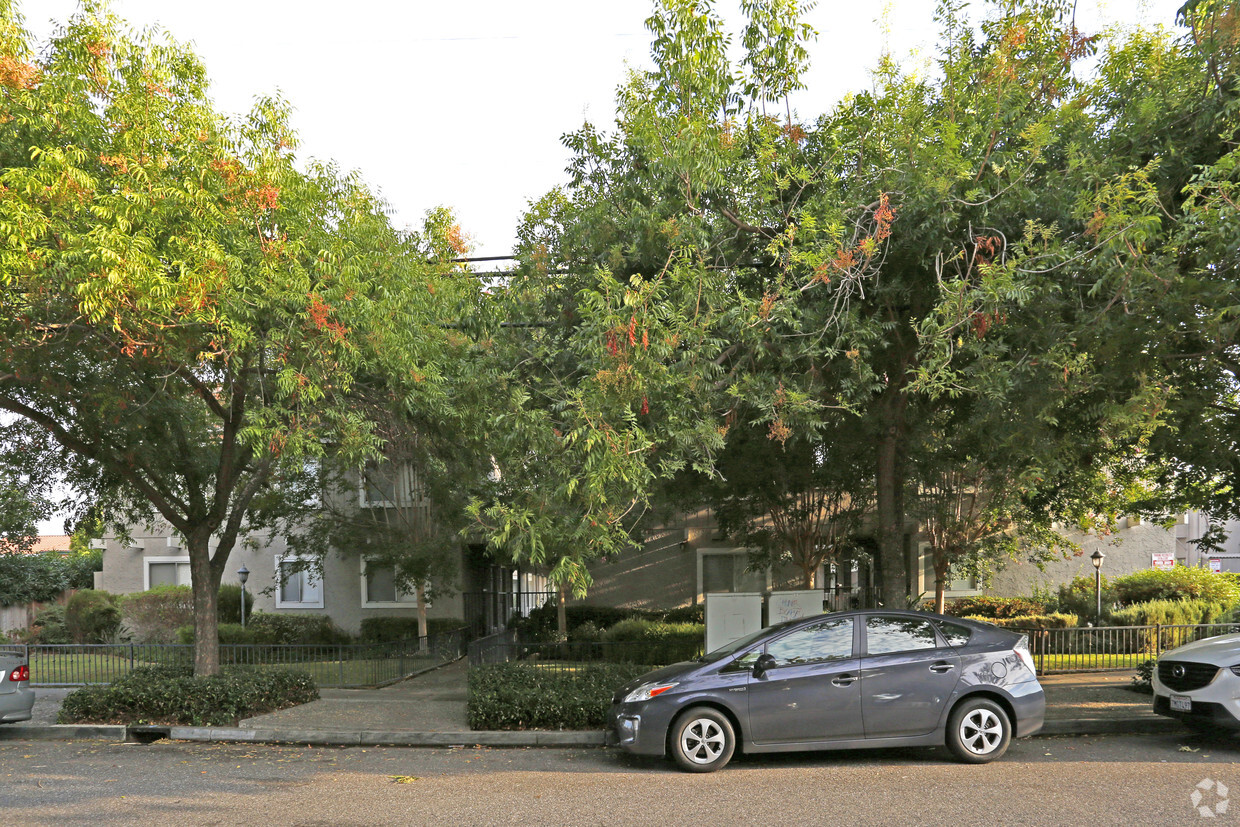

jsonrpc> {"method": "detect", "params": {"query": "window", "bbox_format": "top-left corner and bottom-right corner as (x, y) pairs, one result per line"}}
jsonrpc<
(276, 556), (323, 608)
(145, 556), (190, 590)
(920, 546), (979, 595)
(865, 615), (940, 655)
(766, 618), (854, 666)
(360, 560), (422, 607)
(937, 620), (972, 647)
(698, 549), (768, 598)
(359, 461), (425, 508)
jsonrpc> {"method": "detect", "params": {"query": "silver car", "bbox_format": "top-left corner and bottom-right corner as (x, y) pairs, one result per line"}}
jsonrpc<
(608, 609), (1044, 772)
(0, 651), (35, 724)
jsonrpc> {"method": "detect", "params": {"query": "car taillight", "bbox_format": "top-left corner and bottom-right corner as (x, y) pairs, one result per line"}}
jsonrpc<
(9, 665), (29, 682)
(1014, 635), (1037, 675)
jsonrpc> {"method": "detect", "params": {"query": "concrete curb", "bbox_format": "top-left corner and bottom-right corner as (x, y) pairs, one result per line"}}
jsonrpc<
(166, 726), (606, 747)
(0, 724), (127, 741)
(1, 717), (1180, 747)
(1037, 716), (1184, 737)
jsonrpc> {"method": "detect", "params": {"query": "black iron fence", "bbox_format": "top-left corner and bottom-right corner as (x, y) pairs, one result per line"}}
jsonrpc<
(0, 626), (468, 688)
(1015, 622), (1240, 673)
(823, 586), (882, 613)
(467, 637), (704, 671)
(462, 590), (557, 638)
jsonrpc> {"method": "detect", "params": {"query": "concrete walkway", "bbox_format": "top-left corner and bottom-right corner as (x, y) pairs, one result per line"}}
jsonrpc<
(1, 663), (1180, 747)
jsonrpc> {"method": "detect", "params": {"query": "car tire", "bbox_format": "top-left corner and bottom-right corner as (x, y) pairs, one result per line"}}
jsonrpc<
(946, 697), (1011, 764)
(670, 707), (736, 773)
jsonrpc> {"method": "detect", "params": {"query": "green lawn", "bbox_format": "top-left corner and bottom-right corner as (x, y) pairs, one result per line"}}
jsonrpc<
(1033, 652), (1152, 673)
(29, 650), (439, 688)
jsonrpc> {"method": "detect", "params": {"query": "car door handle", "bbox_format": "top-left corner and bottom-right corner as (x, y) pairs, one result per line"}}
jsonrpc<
(831, 674), (857, 687)
(929, 661), (955, 673)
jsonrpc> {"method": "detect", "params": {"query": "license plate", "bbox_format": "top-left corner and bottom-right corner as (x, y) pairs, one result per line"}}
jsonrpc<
(1171, 694), (1192, 712)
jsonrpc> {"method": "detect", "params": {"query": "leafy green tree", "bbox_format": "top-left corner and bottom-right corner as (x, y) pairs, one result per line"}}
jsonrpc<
(0, 3), (460, 673)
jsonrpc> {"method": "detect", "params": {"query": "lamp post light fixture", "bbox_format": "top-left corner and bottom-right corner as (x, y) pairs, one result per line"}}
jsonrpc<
(237, 565), (250, 629)
(1090, 550), (1105, 626)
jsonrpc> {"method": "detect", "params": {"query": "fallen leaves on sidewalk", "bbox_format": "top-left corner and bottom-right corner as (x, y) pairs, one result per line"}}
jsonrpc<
(389, 775), (420, 783)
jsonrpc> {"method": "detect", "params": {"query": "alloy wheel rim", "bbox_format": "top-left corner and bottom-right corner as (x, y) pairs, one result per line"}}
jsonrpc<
(681, 718), (726, 764)
(959, 708), (1003, 755)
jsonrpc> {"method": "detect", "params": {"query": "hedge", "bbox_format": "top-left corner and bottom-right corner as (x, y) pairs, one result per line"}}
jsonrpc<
(58, 664), (318, 726)
(962, 613), (1078, 629)
(1107, 598), (1232, 627)
(933, 596), (1049, 619)
(0, 549), (101, 607)
(176, 612), (350, 646)
(468, 663), (648, 730)
(599, 619), (704, 664)
(359, 616), (466, 643)
(65, 590), (122, 643)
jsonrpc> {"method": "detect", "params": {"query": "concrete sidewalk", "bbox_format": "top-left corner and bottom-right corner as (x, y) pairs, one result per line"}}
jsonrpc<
(0, 662), (1180, 747)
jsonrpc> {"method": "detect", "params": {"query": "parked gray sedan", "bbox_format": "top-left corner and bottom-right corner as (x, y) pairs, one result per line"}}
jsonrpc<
(0, 650), (34, 724)
(608, 609), (1044, 772)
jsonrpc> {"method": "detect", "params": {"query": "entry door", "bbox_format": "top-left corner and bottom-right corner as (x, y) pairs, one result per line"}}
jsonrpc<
(860, 614), (961, 738)
(746, 616), (863, 744)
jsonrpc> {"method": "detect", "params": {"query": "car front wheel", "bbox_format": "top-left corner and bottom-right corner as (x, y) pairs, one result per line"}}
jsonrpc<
(946, 697), (1011, 763)
(670, 707), (736, 773)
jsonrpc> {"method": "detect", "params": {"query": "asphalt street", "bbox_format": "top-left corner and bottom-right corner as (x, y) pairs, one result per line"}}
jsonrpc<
(2, 731), (1239, 825)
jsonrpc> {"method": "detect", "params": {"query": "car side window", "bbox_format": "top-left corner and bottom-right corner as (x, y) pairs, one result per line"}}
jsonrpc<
(865, 615), (940, 655)
(765, 617), (854, 666)
(937, 620), (972, 647)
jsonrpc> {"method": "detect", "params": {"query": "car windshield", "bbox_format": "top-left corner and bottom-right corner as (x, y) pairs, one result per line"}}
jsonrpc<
(697, 618), (805, 663)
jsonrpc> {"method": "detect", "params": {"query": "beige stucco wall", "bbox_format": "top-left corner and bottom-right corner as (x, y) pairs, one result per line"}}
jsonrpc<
(985, 518), (1178, 598)
(95, 524), (463, 635)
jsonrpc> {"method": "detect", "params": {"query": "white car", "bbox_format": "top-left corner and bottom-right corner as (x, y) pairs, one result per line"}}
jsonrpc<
(1152, 633), (1240, 733)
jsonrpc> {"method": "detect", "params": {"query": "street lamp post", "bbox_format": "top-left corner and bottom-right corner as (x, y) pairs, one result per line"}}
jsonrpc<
(1090, 550), (1105, 626)
(237, 565), (249, 628)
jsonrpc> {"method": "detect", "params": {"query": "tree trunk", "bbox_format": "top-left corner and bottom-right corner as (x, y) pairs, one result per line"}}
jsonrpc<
(875, 396), (909, 609)
(188, 532), (224, 676)
(416, 582), (429, 653)
(934, 554), (949, 614)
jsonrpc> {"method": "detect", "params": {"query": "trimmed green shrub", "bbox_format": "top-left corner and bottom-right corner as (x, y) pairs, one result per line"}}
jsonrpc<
(120, 585), (194, 644)
(29, 604), (70, 644)
(1107, 598), (1231, 627)
(176, 612), (351, 645)
(65, 590), (122, 643)
(216, 585), (254, 628)
(1058, 574), (1117, 619)
(599, 619), (704, 664)
(1110, 566), (1240, 606)
(513, 602), (658, 642)
(662, 604), (705, 624)
(468, 663), (648, 730)
(962, 613), (1078, 629)
(934, 596), (1050, 619)
(58, 664), (318, 726)
(358, 616), (466, 643)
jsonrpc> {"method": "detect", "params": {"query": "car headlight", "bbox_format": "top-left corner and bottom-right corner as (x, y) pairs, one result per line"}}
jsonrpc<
(1229, 665), (1240, 677)
(623, 682), (679, 703)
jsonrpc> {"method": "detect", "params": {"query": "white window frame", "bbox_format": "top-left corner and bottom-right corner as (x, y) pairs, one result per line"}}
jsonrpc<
(918, 542), (981, 598)
(358, 461), (426, 509)
(144, 556), (191, 590)
(359, 559), (424, 608)
(275, 555), (324, 609)
(696, 547), (771, 603)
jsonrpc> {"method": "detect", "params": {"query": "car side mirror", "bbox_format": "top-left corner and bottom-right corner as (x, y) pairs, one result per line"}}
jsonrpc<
(753, 653), (777, 679)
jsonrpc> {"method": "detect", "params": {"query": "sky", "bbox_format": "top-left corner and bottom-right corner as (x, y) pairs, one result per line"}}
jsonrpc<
(23, 0), (1186, 534)
(26, 0), (1188, 261)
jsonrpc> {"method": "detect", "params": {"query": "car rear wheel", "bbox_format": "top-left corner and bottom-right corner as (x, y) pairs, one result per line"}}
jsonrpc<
(946, 697), (1011, 763)
(670, 707), (735, 773)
